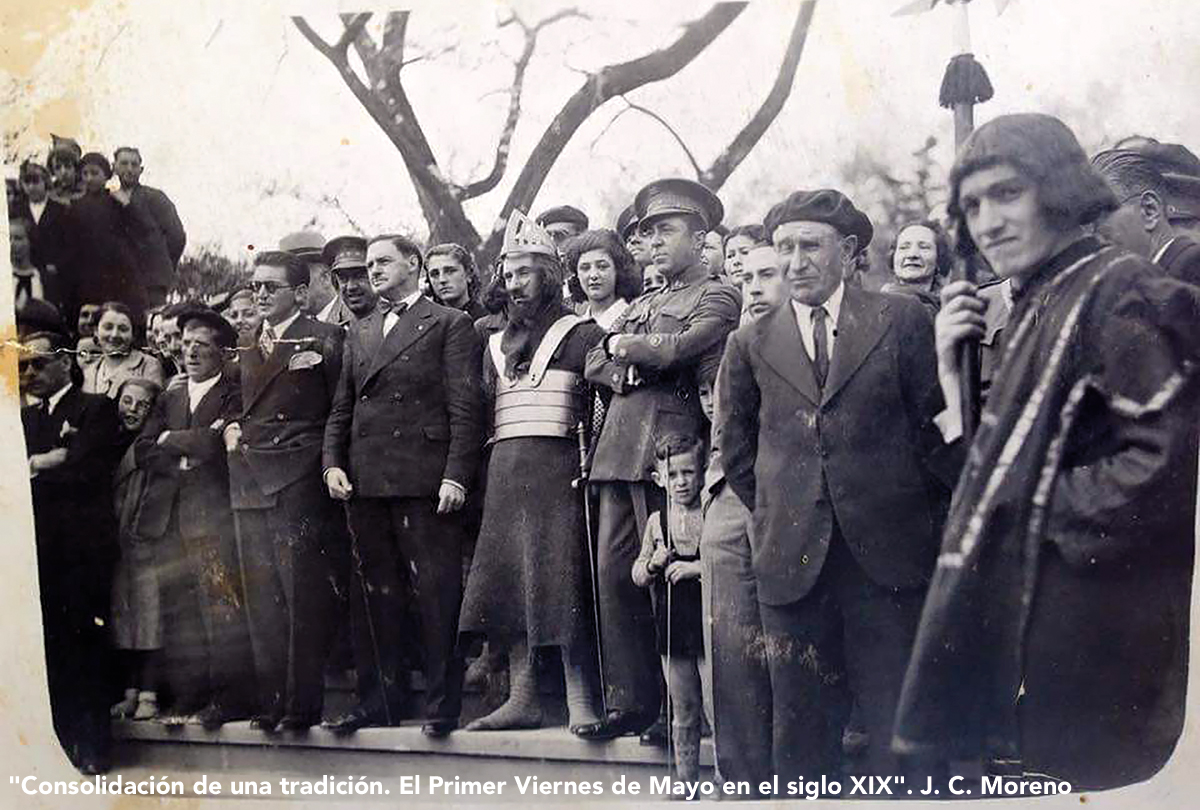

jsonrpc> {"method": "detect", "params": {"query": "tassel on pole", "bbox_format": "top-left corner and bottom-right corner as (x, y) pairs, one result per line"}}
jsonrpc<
(938, 53), (993, 108)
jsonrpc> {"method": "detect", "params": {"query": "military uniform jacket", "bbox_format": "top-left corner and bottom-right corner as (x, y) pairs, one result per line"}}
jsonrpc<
(322, 296), (483, 499)
(228, 315), (343, 509)
(134, 372), (241, 540)
(585, 266), (741, 482)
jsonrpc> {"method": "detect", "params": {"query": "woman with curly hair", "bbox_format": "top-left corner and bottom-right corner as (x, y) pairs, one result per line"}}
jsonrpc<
(564, 229), (642, 331)
(880, 219), (952, 315)
(426, 242), (488, 321)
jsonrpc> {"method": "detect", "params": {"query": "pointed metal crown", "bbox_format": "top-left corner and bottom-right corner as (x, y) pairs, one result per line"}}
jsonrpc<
(501, 209), (558, 259)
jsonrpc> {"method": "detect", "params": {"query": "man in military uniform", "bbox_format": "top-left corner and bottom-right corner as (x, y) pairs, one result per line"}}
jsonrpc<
(323, 235), (379, 322)
(282, 231), (356, 327)
(574, 178), (741, 739)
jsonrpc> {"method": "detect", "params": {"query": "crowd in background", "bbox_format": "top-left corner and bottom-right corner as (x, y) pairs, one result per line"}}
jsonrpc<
(9, 114), (1200, 796)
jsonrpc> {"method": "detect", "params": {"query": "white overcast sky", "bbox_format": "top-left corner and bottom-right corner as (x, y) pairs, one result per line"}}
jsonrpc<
(4, 0), (1199, 256)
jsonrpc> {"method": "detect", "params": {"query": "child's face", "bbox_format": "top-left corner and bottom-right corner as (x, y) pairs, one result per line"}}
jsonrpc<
(656, 449), (703, 507)
(698, 381), (715, 422)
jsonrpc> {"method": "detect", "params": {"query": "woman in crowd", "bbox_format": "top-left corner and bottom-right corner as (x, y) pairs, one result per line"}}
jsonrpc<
(565, 229), (642, 331)
(426, 243), (488, 321)
(880, 219), (951, 316)
(109, 377), (164, 721)
(82, 302), (164, 397)
(71, 154), (151, 319)
(722, 223), (770, 287)
(223, 286), (262, 348)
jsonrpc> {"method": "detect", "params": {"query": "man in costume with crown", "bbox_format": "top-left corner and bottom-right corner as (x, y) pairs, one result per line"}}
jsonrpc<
(457, 210), (607, 731)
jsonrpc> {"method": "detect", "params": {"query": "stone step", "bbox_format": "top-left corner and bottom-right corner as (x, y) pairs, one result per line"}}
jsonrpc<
(113, 720), (717, 801)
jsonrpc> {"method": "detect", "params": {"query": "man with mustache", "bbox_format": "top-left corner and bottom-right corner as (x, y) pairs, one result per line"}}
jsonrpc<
(322, 233), (482, 737)
(717, 189), (952, 785)
(575, 178), (740, 740)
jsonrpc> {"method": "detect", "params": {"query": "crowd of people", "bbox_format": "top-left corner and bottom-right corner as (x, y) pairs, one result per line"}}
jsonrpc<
(10, 113), (1200, 796)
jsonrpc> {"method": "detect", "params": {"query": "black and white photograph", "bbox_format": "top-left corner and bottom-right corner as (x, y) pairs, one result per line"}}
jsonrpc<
(2, 0), (1199, 804)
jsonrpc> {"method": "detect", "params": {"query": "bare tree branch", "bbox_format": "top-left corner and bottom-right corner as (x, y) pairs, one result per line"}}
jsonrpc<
(619, 95), (701, 176)
(701, 0), (817, 190)
(460, 8), (588, 201)
(479, 2), (747, 258)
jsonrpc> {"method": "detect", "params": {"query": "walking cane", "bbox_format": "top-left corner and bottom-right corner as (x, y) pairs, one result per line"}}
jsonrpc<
(663, 449), (675, 783)
(341, 502), (394, 727)
(572, 420), (609, 718)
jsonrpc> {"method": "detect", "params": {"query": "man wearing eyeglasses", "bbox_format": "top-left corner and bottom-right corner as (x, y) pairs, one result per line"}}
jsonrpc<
(222, 250), (345, 732)
(21, 330), (122, 774)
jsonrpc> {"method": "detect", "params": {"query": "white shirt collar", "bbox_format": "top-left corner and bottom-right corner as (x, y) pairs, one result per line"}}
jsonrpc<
(266, 310), (302, 337)
(317, 297), (339, 323)
(790, 280), (845, 327)
(389, 290), (423, 311)
(28, 198), (47, 223)
(590, 298), (629, 331)
(45, 383), (73, 414)
(1152, 236), (1178, 266)
(186, 373), (222, 413)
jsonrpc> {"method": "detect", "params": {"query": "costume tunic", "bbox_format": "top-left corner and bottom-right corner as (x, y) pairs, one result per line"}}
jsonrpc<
(459, 308), (605, 653)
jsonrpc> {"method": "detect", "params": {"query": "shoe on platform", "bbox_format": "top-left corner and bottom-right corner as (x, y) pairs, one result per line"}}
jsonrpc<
(111, 688), (139, 719)
(249, 713), (282, 733)
(571, 709), (656, 741)
(421, 719), (458, 738)
(323, 707), (389, 734)
(195, 704), (246, 731)
(279, 714), (321, 732)
(639, 717), (670, 747)
(131, 692), (159, 721)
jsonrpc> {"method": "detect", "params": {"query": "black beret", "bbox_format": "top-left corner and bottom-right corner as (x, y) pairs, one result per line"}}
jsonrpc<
(634, 177), (724, 231)
(1125, 138), (1200, 199)
(615, 204), (639, 240)
(536, 204), (589, 230)
(763, 189), (873, 249)
(177, 304), (238, 349)
(80, 152), (112, 178)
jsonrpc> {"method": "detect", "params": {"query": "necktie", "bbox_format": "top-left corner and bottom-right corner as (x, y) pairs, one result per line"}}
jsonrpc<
(258, 324), (276, 359)
(811, 306), (829, 388)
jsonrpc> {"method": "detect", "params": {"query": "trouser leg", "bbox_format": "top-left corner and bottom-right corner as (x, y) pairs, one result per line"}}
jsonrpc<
(345, 497), (409, 720)
(702, 485), (772, 792)
(395, 499), (465, 722)
(595, 481), (660, 715)
(234, 508), (288, 717)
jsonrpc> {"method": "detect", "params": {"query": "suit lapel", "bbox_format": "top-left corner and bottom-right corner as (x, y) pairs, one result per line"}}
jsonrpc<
(190, 375), (232, 428)
(243, 316), (308, 411)
(362, 297), (436, 387)
(759, 305), (821, 406)
(167, 384), (191, 428)
(821, 287), (890, 405)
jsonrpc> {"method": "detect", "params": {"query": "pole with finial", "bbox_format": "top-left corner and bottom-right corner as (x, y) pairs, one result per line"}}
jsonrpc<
(895, 0), (1008, 439)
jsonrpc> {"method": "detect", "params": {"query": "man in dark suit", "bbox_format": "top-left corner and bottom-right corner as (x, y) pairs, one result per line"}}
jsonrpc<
(14, 160), (74, 301)
(322, 233), (482, 737)
(576, 179), (741, 739)
(113, 146), (185, 307)
(716, 189), (951, 782)
(134, 307), (253, 728)
(21, 330), (122, 774)
(1092, 138), (1200, 285)
(223, 250), (345, 732)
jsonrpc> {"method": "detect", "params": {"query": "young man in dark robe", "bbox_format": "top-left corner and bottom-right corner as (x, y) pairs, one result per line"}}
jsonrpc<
(458, 210), (606, 731)
(895, 113), (1200, 791)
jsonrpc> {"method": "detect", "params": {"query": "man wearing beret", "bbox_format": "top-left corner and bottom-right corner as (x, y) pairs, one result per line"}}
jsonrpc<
(323, 235), (379, 322)
(616, 205), (651, 271)
(717, 189), (952, 783)
(1092, 137), (1200, 286)
(536, 204), (589, 256)
(223, 250), (346, 732)
(134, 306), (253, 728)
(576, 178), (741, 739)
